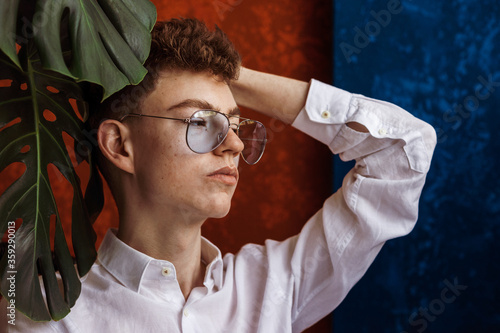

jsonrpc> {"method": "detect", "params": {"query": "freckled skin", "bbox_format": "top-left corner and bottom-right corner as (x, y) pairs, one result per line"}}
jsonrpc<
(124, 70), (244, 225)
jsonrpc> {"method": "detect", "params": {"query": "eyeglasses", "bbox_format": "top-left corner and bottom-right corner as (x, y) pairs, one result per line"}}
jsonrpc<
(119, 110), (267, 165)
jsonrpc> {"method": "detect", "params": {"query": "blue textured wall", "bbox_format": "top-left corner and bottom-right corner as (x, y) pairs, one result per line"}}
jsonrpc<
(332, 0), (500, 332)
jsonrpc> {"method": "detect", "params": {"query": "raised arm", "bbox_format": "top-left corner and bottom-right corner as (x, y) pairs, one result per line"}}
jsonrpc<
(231, 67), (368, 132)
(230, 67), (310, 124)
(229, 67), (437, 332)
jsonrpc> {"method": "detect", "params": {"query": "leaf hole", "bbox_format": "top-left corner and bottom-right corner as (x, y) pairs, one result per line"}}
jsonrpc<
(20, 145), (30, 153)
(0, 162), (26, 198)
(36, 258), (42, 276)
(0, 117), (21, 133)
(46, 86), (60, 94)
(43, 109), (57, 122)
(14, 218), (22, 230)
(50, 214), (56, 252)
(47, 163), (75, 257)
(0, 79), (13, 87)
(69, 98), (84, 121)
(62, 132), (78, 168)
(20, 83), (28, 90)
(75, 160), (90, 194)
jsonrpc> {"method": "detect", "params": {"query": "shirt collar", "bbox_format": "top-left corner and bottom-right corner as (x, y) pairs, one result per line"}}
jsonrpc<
(98, 229), (224, 293)
(200, 236), (224, 290)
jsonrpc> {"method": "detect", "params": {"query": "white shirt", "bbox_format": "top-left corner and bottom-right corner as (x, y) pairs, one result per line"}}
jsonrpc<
(4, 80), (436, 332)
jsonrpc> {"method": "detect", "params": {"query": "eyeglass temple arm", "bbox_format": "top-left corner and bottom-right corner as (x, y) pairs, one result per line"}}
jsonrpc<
(119, 113), (191, 123)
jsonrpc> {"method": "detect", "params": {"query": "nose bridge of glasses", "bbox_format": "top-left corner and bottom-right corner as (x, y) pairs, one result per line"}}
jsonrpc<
(221, 120), (245, 153)
(227, 123), (244, 146)
(229, 121), (239, 131)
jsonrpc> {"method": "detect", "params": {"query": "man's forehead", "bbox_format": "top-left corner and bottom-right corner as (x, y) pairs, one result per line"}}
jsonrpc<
(146, 69), (239, 115)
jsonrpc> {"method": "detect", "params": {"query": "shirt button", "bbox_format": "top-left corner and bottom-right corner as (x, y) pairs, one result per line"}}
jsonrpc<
(378, 128), (387, 136)
(161, 267), (171, 277)
(321, 110), (331, 119)
(183, 309), (190, 317)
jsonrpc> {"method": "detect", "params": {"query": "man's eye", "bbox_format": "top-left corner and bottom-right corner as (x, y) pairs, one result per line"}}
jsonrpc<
(190, 118), (207, 127)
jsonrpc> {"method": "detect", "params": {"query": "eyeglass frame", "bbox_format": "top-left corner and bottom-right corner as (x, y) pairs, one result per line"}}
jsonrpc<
(118, 110), (267, 164)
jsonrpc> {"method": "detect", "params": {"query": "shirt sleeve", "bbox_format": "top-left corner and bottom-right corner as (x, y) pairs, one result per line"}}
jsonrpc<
(284, 79), (437, 332)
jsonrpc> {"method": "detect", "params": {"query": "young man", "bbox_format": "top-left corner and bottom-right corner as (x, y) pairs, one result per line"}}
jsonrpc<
(7, 18), (436, 332)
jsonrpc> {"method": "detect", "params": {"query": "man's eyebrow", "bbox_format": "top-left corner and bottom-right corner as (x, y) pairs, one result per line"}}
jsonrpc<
(166, 99), (218, 112)
(229, 107), (241, 117)
(166, 99), (241, 116)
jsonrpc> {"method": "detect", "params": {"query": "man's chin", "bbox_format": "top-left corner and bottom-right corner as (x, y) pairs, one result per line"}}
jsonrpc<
(208, 202), (232, 219)
(210, 208), (231, 219)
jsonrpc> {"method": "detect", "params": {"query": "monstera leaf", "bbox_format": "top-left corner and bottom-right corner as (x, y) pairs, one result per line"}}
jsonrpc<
(0, 46), (96, 321)
(1, 0), (157, 99)
(0, 0), (156, 321)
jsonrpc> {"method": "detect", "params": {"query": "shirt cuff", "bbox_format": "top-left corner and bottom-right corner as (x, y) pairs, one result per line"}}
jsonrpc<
(292, 79), (354, 146)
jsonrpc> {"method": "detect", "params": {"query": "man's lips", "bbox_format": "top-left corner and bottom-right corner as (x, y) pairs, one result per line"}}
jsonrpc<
(208, 166), (239, 185)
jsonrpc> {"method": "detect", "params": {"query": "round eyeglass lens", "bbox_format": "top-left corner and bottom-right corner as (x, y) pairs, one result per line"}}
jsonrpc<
(186, 110), (229, 153)
(238, 120), (267, 165)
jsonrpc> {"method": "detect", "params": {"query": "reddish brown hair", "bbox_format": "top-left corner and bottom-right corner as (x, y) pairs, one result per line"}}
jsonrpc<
(147, 18), (241, 82)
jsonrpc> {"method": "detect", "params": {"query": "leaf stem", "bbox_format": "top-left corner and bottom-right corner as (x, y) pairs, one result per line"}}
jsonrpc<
(27, 52), (41, 268)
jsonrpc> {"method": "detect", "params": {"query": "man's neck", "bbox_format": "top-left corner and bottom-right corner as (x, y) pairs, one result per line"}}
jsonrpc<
(117, 215), (207, 300)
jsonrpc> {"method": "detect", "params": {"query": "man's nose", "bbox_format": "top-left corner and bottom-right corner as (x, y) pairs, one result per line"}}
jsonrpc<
(213, 127), (244, 159)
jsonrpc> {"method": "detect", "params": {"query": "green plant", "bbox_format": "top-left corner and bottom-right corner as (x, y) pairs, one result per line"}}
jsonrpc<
(0, 0), (156, 321)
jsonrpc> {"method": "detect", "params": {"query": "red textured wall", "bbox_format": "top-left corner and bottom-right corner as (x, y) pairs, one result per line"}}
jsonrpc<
(0, 0), (333, 331)
(156, 2), (334, 332)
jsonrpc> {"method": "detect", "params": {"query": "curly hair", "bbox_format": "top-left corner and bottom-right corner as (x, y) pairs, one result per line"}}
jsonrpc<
(87, 18), (241, 129)
(148, 18), (241, 81)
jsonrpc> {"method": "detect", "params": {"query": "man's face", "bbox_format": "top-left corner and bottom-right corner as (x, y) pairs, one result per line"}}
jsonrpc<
(125, 70), (244, 223)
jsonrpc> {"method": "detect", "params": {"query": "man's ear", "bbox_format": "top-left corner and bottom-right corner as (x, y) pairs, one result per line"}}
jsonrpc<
(97, 119), (135, 174)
